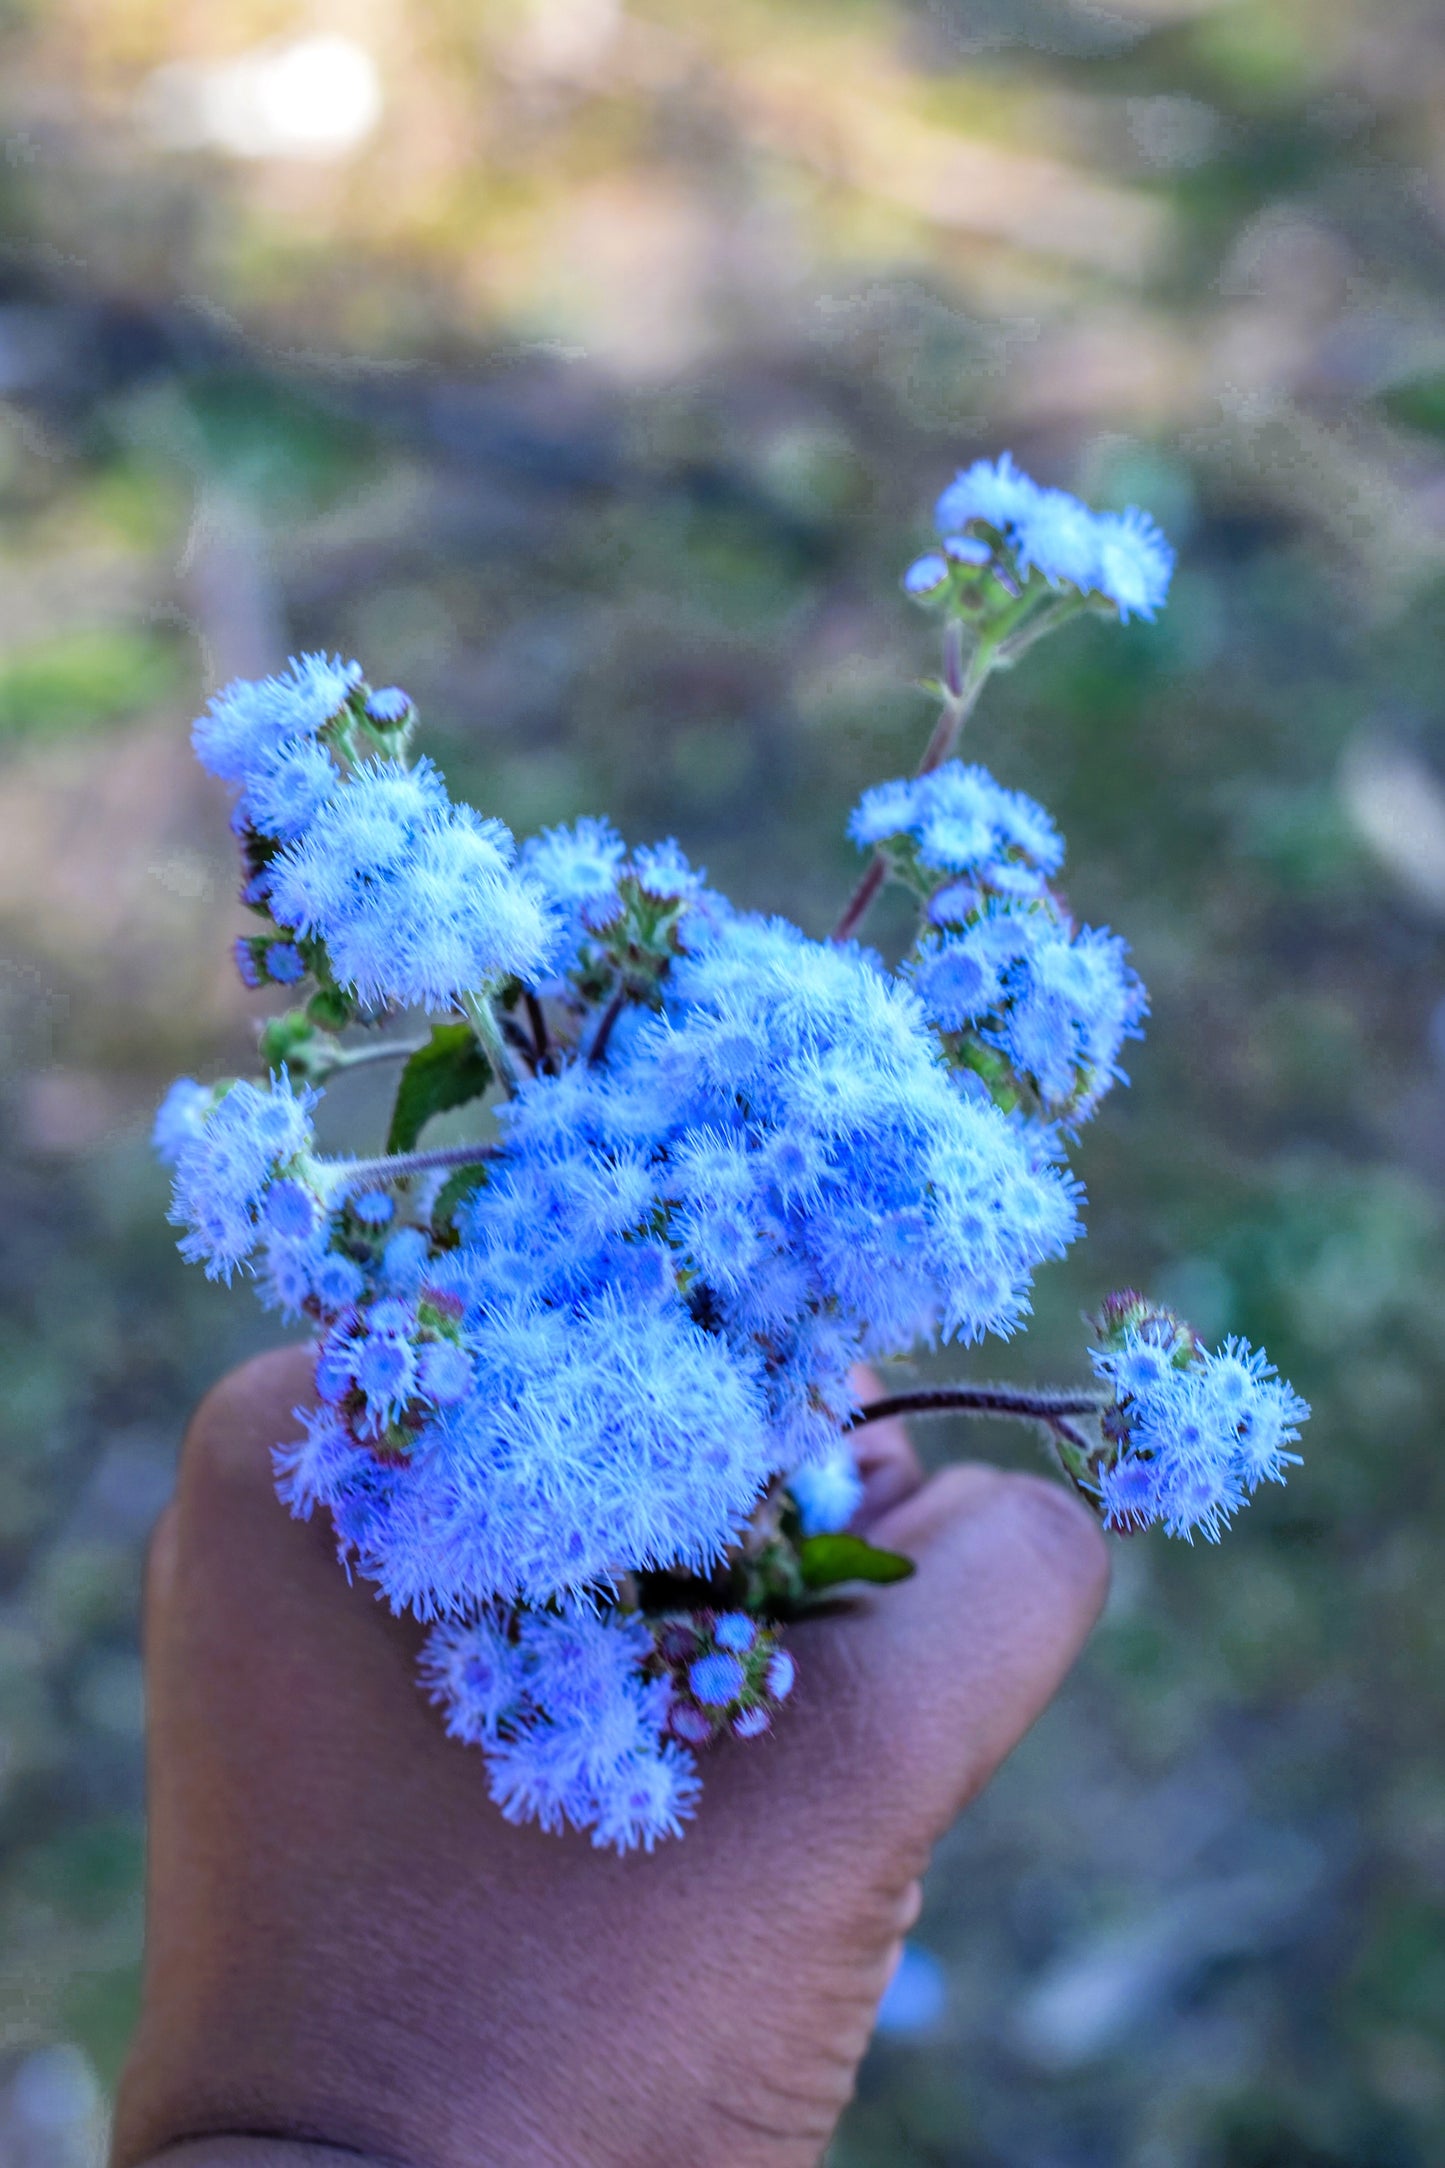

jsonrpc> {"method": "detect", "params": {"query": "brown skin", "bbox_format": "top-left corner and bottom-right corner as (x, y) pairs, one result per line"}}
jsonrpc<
(114, 1348), (1109, 2168)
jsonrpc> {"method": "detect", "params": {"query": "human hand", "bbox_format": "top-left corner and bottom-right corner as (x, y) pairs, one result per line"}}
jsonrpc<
(113, 1347), (1108, 2168)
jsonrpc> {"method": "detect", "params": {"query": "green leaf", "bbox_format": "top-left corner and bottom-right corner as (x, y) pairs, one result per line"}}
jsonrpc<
(432, 1163), (492, 1236)
(386, 1024), (493, 1155)
(1381, 371), (1445, 440)
(796, 1532), (915, 1590)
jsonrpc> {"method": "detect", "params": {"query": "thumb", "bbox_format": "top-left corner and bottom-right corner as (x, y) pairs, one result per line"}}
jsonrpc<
(774, 1463), (1110, 1875)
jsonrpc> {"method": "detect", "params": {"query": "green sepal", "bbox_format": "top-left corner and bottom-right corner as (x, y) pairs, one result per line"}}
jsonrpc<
(386, 1024), (494, 1154)
(307, 987), (352, 1032)
(258, 1009), (321, 1075)
(797, 1532), (915, 1590)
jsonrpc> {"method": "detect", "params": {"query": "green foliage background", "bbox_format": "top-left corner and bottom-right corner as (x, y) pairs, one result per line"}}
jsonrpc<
(3, 1), (1445, 2160)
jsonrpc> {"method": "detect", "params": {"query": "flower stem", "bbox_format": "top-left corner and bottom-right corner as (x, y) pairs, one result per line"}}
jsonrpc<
(328, 1141), (502, 1190)
(848, 1383), (1103, 1428)
(524, 991), (552, 1071)
(915, 637), (994, 774)
(994, 593), (1088, 669)
(830, 634), (995, 944)
(831, 855), (887, 945)
(324, 1036), (429, 1074)
(588, 987), (627, 1068)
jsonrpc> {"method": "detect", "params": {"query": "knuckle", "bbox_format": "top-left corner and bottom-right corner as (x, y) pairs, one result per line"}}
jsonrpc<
(181, 1344), (315, 1499)
(995, 1471), (1111, 1610)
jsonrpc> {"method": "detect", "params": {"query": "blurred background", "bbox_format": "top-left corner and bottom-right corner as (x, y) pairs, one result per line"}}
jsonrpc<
(2, 0), (1445, 2161)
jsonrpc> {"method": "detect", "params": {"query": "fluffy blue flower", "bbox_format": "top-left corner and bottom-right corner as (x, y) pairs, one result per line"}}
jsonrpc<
(267, 761), (555, 1008)
(910, 905), (1146, 1124)
(352, 1190), (395, 1226)
(589, 1743), (702, 1854)
(1092, 1328), (1308, 1541)
(850, 763), (1063, 896)
(305, 1290), (777, 1613)
(255, 1224), (329, 1318)
(519, 817), (627, 973)
(168, 1074), (319, 1281)
(632, 839), (704, 903)
(935, 452), (1040, 538)
(689, 1650), (746, 1706)
(352, 1328), (418, 1431)
(312, 1250), (367, 1315)
(268, 942), (308, 985)
(908, 938), (1002, 1032)
(418, 1610), (524, 1744)
(788, 1448), (864, 1535)
(420, 1606), (701, 1851)
(265, 1176), (320, 1240)
(1014, 486), (1105, 591)
(238, 738), (341, 842)
(1094, 506), (1175, 622)
(380, 1226), (432, 1294)
(766, 1649), (797, 1701)
(930, 456), (1173, 620)
(152, 1077), (218, 1167)
(192, 653), (360, 786)
(417, 1340), (473, 1406)
(521, 817), (626, 913)
(272, 1406), (363, 1519)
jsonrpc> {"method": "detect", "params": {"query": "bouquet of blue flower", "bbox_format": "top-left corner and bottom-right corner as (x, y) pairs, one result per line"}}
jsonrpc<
(157, 455), (1308, 1853)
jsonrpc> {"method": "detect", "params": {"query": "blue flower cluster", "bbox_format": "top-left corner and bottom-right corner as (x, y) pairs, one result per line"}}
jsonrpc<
(195, 654), (554, 1009)
(156, 460), (1305, 1851)
(1089, 1300), (1308, 1541)
(849, 762), (1062, 897)
(262, 915), (1078, 1631)
(418, 1608), (699, 1852)
(165, 1073), (320, 1283)
(853, 763), (1146, 1125)
(910, 453), (1175, 623)
(267, 760), (553, 1009)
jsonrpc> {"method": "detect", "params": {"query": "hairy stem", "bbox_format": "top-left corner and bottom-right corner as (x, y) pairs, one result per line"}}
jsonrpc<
(831, 855), (887, 945)
(588, 987), (627, 1069)
(994, 593), (1088, 669)
(524, 991), (552, 1071)
(915, 638), (994, 775)
(849, 1384), (1104, 1429)
(323, 1036), (429, 1074)
(830, 636), (995, 944)
(329, 1141), (502, 1190)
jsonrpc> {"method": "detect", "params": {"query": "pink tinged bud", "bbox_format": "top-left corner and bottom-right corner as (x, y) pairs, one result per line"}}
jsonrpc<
(420, 1285), (465, 1323)
(668, 1704), (716, 1748)
(234, 936), (264, 989)
(731, 1705), (771, 1740)
(765, 1649), (797, 1702)
(656, 1620), (700, 1666)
